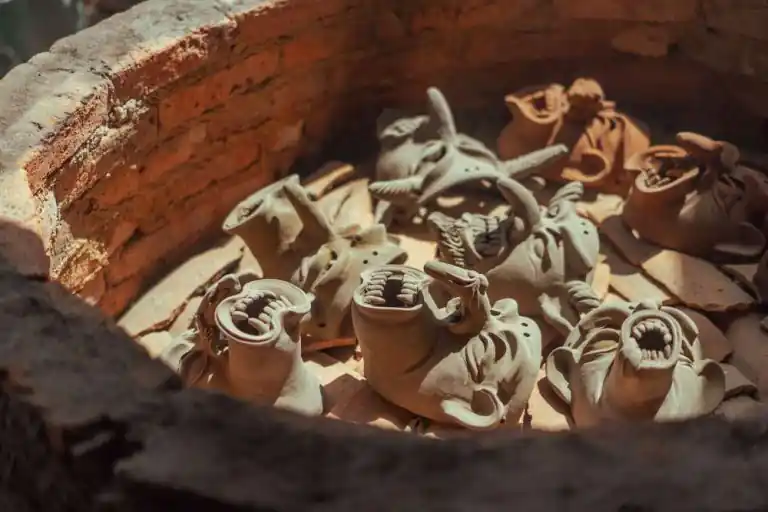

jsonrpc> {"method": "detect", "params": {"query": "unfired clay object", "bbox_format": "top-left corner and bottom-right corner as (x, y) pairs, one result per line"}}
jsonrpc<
(352, 261), (542, 430)
(427, 177), (600, 337)
(545, 299), (725, 426)
(214, 278), (323, 416)
(292, 223), (407, 344)
(370, 86), (568, 223)
(497, 78), (650, 195)
(622, 132), (768, 261)
(223, 174), (332, 281)
(225, 173), (406, 346)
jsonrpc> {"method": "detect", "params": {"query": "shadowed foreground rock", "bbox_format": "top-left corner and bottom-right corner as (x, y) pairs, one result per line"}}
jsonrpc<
(0, 224), (766, 511)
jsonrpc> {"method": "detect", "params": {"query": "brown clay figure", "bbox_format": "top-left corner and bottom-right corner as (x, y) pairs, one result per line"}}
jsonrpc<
(370, 86), (568, 224)
(225, 173), (407, 349)
(352, 261), (542, 430)
(545, 299), (725, 427)
(292, 222), (407, 346)
(214, 278), (324, 416)
(427, 177), (600, 338)
(223, 174), (333, 281)
(622, 132), (768, 261)
(497, 78), (650, 195)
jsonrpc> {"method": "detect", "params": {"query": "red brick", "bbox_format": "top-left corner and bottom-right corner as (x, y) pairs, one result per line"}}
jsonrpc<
(282, 26), (353, 69)
(555, 0), (698, 22)
(159, 47), (280, 133)
(142, 123), (208, 184)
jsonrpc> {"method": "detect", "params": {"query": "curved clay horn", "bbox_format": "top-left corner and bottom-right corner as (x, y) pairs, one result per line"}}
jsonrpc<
(426, 87), (458, 144)
(504, 144), (569, 180)
(440, 387), (506, 431)
(496, 176), (542, 232)
(282, 179), (335, 243)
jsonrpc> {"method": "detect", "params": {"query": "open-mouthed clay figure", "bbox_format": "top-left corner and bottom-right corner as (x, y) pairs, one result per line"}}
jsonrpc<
(158, 272), (324, 416)
(545, 299), (725, 427)
(622, 132), (768, 261)
(370, 86), (568, 224)
(427, 177), (600, 338)
(224, 173), (407, 348)
(497, 78), (650, 195)
(352, 261), (542, 430)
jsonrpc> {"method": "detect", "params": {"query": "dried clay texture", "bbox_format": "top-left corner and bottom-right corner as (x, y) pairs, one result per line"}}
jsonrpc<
(546, 299), (725, 427)
(428, 177), (600, 340)
(370, 87), (568, 224)
(163, 272), (323, 416)
(352, 261), (541, 430)
(497, 78), (650, 195)
(224, 174), (406, 348)
(623, 131), (768, 261)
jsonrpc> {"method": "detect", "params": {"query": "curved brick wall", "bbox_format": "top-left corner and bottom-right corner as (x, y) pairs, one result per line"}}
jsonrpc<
(1, 0), (767, 317)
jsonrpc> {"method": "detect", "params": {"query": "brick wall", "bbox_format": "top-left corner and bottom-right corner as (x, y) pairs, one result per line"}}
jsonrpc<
(0, 0), (767, 317)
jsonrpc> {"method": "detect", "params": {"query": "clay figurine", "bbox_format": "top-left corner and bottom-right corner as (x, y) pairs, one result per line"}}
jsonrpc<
(427, 177), (600, 338)
(370, 86), (568, 223)
(351, 260), (542, 430)
(214, 278), (323, 416)
(545, 299), (725, 427)
(225, 173), (407, 348)
(622, 132), (768, 261)
(497, 78), (650, 195)
(223, 174), (334, 281)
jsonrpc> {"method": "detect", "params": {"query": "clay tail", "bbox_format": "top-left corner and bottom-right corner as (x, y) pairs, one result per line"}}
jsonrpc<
(504, 144), (569, 180)
(426, 87), (458, 143)
(440, 387), (506, 431)
(565, 280), (601, 315)
(368, 176), (423, 204)
(282, 179), (335, 242)
(496, 176), (542, 231)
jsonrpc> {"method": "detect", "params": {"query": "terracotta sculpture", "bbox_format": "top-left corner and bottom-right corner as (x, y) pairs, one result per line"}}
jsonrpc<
(370, 86), (568, 223)
(497, 78), (650, 195)
(159, 272), (324, 416)
(622, 132), (768, 261)
(225, 173), (407, 347)
(223, 174), (333, 281)
(215, 278), (324, 415)
(545, 299), (725, 426)
(352, 260), (542, 430)
(427, 177), (600, 337)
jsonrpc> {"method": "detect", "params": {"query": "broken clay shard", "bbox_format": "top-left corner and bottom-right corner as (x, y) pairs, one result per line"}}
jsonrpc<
(497, 78), (650, 195)
(428, 177), (600, 340)
(214, 278), (324, 416)
(545, 300), (725, 427)
(352, 261), (542, 430)
(622, 132), (768, 261)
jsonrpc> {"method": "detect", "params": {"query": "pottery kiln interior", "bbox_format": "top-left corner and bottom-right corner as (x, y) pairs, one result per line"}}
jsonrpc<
(0, 0), (768, 469)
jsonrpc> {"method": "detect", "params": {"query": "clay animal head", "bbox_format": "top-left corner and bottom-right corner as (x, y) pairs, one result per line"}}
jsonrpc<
(427, 178), (600, 335)
(214, 278), (324, 416)
(369, 86), (568, 223)
(623, 132), (768, 261)
(545, 299), (725, 426)
(225, 173), (406, 348)
(498, 78), (650, 195)
(352, 261), (542, 430)
(223, 174), (333, 281)
(292, 222), (407, 347)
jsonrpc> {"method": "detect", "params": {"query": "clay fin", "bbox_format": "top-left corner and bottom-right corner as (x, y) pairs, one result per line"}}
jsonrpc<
(440, 387), (506, 431)
(496, 176), (542, 231)
(368, 176), (424, 205)
(504, 144), (569, 180)
(282, 179), (335, 242)
(426, 87), (458, 144)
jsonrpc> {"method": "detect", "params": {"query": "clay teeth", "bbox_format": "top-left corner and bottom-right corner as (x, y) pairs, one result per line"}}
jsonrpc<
(362, 270), (421, 307)
(630, 318), (674, 361)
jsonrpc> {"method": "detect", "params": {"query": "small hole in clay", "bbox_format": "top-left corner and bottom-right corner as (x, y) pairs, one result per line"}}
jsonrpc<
(523, 332), (530, 338)
(372, 251), (378, 256)
(363, 259), (369, 264)
(330, 251), (338, 259)
(317, 322), (326, 328)
(583, 230), (589, 235)
(464, 168), (471, 172)
(521, 322), (528, 327)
